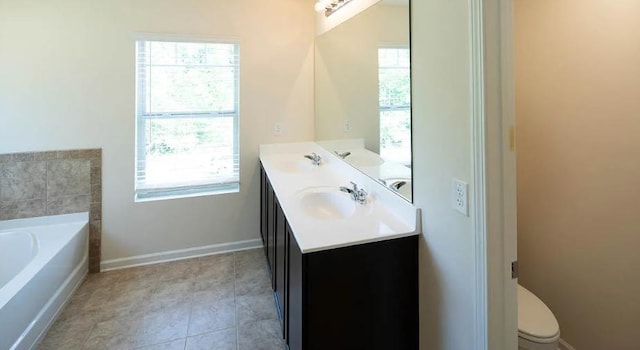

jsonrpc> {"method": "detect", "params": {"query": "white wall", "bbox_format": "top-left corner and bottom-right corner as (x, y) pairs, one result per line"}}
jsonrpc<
(515, 1), (640, 348)
(0, 0), (315, 262)
(412, 1), (476, 349)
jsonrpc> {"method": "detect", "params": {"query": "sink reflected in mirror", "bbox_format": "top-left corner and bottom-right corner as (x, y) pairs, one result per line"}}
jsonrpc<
(344, 152), (385, 167)
(384, 178), (412, 201)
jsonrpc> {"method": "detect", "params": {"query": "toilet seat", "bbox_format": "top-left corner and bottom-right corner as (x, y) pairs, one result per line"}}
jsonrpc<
(518, 285), (560, 343)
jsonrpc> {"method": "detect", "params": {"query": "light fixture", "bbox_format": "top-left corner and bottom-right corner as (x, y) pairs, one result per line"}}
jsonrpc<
(314, 0), (354, 17)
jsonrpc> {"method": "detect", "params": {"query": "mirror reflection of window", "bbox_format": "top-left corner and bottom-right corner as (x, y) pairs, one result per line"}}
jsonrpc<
(378, 47), (411, 167)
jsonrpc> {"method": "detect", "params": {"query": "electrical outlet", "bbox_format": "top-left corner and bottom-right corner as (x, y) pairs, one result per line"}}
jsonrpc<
(452, 178), (468, 216)
(343, 119), (351, 133)
(274, 122), (282, 136)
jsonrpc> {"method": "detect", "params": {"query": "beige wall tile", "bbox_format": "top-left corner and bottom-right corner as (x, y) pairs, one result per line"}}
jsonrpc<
(47, 159), (91, 197)
(0, 199), (46, 220)
(0, 161), (46, 202)
(46, 195), (90, 215)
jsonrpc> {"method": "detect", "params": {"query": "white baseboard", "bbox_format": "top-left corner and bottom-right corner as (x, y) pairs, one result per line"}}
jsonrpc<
(559, 338), (576, 350)
(100, 239), (263, 271)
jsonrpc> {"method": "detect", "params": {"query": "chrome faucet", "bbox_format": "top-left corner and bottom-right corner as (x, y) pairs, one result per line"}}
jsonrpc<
(304, 152), (322, 166)
(339, 181), (367, 204)
(334, 151), (351, 159)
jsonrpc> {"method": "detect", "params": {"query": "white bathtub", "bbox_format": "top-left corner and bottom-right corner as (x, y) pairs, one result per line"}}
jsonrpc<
(0, 213), (89, 350)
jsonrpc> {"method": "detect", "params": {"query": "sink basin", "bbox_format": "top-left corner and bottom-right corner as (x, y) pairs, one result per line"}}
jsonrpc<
(296, 187), (356, 220)
(346, 154), (384, 167)
(273, 157), (317, 174)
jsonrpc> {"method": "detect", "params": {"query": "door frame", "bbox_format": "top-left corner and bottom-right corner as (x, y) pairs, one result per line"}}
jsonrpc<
(470, 0), (518, 349)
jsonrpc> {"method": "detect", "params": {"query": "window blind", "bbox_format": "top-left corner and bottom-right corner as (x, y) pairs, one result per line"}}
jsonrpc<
(135, 39), (240, 200)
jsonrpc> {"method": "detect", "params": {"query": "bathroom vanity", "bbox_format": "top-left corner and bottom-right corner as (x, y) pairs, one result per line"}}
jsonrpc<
(259, 142), (419, 350)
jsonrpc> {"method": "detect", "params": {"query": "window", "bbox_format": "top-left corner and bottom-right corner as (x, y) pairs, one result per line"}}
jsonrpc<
(135, 39), (239, 201)
(378, 47), (411, 165)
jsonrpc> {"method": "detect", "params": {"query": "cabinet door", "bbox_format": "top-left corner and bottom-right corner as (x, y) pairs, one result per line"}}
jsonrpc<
(287, 227), (303, 350)
(259, 164), (266, 246)
(274, 199), (288, 337)
(266, 178), (275, 283)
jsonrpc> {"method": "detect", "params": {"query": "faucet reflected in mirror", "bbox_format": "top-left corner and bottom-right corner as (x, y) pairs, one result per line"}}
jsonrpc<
(335, 151), (351, 159)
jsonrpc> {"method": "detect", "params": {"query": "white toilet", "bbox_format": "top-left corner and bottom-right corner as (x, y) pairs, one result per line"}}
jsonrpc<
(518, 284), (560, 350)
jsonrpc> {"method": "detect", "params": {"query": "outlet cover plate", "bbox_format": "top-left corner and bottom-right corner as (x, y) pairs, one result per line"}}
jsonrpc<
(452, 178), (468, 216)
(274, 122), (282, 136)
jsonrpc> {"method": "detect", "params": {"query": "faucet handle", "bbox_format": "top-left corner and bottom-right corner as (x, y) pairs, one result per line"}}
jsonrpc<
(357, 188), (368, 204)
(350, 181), (358, 191)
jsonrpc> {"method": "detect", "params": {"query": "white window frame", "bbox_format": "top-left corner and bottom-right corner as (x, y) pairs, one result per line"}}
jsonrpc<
(134, 36), (240, 201)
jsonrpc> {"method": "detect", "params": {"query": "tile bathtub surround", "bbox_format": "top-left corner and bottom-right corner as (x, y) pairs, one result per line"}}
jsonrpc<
(0, 149), (102, 272)
(38, 249), (287, 350)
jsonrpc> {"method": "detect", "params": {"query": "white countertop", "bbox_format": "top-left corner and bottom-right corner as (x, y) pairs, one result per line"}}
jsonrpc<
(260, 142), (420, 253)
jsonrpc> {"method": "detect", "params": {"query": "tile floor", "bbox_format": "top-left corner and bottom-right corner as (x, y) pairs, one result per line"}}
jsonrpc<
(38, 248), (286, 350)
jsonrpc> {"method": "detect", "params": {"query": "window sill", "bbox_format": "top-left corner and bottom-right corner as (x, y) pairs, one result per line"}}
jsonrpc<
(135, 184), (239, 203)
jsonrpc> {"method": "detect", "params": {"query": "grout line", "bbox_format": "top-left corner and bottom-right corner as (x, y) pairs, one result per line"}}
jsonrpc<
(182, 263), (197, 350)
(44, 158), (49, 214)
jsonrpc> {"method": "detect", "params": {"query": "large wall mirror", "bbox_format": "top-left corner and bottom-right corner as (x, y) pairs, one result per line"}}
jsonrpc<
(314, 0), (412, 201)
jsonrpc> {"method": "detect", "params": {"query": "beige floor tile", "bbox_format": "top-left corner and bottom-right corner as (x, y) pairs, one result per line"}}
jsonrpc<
(117, 264), (159, 283)
(194, 254), (235, 292)
(155, 259), (200, 282)
(235, 268), (271, 297)
(237, 319), (285, 350)
(41, 253), (284, 350)
(188, 292), (236, 336)
(193, 281), (235, 302)
(236, 292), (279, 325)
(81, 285), (117, 311)
(93, 284), (155, 322)
(186, 328), (237, 350)
(135, 338), (186, 350)
(141, 279), (195, 314)
(77, 270), (121, 294)
(37, 316), (94, 350)
(234, 249), (265, 273)
(131, 305), (191, 348)
(82, 316), (139, 350)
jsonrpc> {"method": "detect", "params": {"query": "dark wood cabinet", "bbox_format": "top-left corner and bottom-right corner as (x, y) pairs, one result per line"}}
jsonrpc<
(260, 163), (276, 289)
(259, 164), (267, 250)
(274, 197), (288, 335)
(260, 162), (418, 350)
(288, 235), (418, 350)
(287, 225), (303, 350)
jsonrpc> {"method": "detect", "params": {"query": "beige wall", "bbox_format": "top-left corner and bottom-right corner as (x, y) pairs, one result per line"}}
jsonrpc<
(515, 1), (640, 348)
(315, 4), (409, 152)
(0, 0), (315, 262)
(412, 0), (476, 349)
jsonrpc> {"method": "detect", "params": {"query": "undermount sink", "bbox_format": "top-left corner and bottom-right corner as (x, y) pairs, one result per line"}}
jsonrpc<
(296, 186), (356, 220)
(273, 156), (317, 174)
